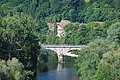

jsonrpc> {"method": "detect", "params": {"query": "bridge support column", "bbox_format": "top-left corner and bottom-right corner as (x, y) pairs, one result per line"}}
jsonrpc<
(58, 54), (63, 63)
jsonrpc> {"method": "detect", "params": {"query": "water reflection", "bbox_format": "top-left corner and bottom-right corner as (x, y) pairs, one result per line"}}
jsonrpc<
(57, 63), (63, 71)
(36, 62), (79, 80)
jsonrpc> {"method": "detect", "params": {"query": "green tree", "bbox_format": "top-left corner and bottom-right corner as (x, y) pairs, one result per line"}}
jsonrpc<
(0, 12), (40, 71)
(107, 22), (120, 43)
(94, 48), (120, 80)
(64, 22), (107, 45)
(75, 39), (110, 80)
(0, 58), (25, 80)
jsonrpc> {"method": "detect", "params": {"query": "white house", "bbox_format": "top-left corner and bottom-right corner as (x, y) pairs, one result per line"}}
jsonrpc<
(56, 20), (70, 37)
(47, 20), (70, 37)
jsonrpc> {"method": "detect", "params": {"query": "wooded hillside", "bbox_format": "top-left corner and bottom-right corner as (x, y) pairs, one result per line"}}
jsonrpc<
(0, 0), (120, 23)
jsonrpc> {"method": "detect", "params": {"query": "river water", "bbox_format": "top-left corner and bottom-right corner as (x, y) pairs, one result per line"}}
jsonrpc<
(36, 62), (79, 80)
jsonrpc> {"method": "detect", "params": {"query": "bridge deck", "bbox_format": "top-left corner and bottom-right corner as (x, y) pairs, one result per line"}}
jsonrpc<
(44, 45), (86, 48)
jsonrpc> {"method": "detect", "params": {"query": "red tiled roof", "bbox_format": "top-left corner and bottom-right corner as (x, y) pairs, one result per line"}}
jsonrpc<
(58, 20), (70, 27)
(47, 23), (54, 29)
(94, 22), (104, 25)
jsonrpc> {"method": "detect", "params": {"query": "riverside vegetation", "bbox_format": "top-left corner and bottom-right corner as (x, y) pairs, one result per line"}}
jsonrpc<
(0, 0), (120, 80)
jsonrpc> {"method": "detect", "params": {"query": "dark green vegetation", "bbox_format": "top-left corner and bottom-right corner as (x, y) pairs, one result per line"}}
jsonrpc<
(0, 0), (120, 80)
(0, 0), (120, 44)
(37, 50), (58, 72)
(46, 20), (120, 45)
(1, 0), (120, 22)
(0, 13), (40, 80)
(0, 58), (33, 80)
(75, 22), (120, 80)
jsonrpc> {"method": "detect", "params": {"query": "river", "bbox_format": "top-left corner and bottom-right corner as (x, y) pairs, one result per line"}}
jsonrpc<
(36, 62), (79, 80)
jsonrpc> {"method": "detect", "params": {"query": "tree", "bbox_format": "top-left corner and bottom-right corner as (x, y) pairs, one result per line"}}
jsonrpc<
(94, 48), (120, 80)
(0, 58), (25, 80)
(75, 35), (120, 80)
(64, 22), (107, 45)
(0, 12), (40, 72)
(107, 22), (120, 43)
(36, 20), (48, 44)
(75, 39), (110, 80)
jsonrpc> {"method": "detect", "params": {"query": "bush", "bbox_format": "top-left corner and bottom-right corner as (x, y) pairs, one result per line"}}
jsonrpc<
(75, 38), (120, 80)
(107, 22), (120, 43)
(0, 58), (25, 80)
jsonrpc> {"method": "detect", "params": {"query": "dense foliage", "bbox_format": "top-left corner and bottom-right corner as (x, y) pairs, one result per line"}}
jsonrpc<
(0, 58), (25, 80)
(0, 12), (40, 79)
(0, 0), (120, 22)
(0, 12), (40, 66)
(64, 20), (117, 44)
(0, 0), (120, 79)
(64, 22), (106, 44)
(107, 22), (120, 43)
(1, 0), (120, 44)
(75, 22), (120, 80)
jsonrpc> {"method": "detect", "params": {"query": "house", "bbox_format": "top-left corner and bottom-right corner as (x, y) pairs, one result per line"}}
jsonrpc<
(56, 20), (70, 37)
(47, 23), (54, 31)
(47, 20), (70, 37)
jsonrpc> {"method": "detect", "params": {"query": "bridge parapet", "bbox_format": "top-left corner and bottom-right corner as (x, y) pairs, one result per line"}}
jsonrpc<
(44, 45), (86, 48)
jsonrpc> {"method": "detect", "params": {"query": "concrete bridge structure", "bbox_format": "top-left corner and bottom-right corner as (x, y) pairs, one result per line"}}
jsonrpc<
(43, 45), (86, 63)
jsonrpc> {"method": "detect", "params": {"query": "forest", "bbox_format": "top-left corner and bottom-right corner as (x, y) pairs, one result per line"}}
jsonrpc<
(0, 0), (120, 80)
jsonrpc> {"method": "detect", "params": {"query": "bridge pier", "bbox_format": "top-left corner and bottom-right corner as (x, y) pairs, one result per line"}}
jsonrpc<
(44, 45), (85, 63)
(58, 54), (63, 63)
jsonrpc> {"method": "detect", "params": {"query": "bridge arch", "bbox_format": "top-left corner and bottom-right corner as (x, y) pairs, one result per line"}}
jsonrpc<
(44, 45), (85, 63)
(45, 48), (64, 63)
(46, 49), (58, 61)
